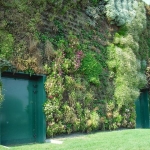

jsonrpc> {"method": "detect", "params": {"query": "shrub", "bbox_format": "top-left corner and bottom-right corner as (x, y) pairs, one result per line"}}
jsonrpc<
(105, 0), (138, 26)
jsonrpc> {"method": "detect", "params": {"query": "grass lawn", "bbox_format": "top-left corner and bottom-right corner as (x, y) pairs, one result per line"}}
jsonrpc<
(1, 129), (150, 150)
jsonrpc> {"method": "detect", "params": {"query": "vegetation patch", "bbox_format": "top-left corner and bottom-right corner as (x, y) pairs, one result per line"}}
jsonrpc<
(0, 0), (150, 137)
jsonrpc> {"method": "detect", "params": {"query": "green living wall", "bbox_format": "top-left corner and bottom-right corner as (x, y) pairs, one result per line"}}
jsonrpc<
(0, 0), (150, 137)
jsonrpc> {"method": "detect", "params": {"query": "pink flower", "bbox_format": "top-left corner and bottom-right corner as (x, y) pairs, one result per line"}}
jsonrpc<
(48, 95), (53, 99)
(74, 51), (84, 70)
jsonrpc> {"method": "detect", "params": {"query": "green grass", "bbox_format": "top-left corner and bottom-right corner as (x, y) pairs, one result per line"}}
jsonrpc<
(1, 129), (150, 150)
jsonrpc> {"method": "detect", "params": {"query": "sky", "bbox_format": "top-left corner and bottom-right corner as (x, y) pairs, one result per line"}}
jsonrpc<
(142, 0), (150, 5)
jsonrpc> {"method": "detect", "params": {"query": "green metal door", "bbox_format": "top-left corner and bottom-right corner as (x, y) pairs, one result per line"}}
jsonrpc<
(135, 90), (149, 128)
(1, 77), (36, 145)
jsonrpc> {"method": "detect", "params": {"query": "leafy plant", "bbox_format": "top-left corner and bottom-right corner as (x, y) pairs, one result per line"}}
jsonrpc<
(80, 52), (102, 85)
(107, 2), (147, 126)
(0, 30), (14, 59)
(105, 0), (138, 26)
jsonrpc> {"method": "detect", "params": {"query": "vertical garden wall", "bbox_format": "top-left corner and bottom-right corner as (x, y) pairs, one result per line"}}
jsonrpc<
(0, 0), (150, 137)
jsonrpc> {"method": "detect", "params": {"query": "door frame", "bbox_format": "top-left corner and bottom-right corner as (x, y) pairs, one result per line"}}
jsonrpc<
(0, 72), (46, 145)
(135, 88), (149, 128)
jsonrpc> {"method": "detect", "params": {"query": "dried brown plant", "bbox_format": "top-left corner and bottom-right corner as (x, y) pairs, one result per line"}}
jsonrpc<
(45, 40), (55, 61)
(28, 37), (39, 54)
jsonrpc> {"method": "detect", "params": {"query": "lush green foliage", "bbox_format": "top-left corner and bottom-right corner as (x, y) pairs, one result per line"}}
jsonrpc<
(0, 29), (14, 106)
(80, 52), (102, 85)
(105, 0), (138, 26)
(107, 1), (147, 128)
(44, 37), (102, 136)
(145, 6), (150, 88)
(0, 30), (14, 59)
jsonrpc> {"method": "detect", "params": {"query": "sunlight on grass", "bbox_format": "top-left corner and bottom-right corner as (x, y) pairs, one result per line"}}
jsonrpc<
(3, 129), (150, 150)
